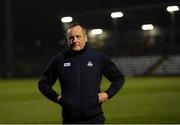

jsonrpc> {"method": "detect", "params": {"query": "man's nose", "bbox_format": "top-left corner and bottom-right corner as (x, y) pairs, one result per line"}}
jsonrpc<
(72, 37), (78, 43)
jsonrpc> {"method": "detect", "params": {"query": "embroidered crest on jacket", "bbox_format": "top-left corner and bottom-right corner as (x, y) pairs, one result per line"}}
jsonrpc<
(87, 61), (93, 67)
(64, 62), (71, 67)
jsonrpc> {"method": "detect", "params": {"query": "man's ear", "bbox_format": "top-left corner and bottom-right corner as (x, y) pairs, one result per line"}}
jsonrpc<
(85, 35), (88, 42)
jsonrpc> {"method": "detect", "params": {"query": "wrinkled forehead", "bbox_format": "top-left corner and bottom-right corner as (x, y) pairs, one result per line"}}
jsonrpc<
(67, 26), (83, 34)
(67, 25), (86, 36)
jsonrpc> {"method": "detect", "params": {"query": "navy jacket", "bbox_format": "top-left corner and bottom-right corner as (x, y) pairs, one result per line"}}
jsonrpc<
(38, 46), (125, 118)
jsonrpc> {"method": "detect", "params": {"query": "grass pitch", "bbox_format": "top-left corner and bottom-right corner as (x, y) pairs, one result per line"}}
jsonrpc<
(0, 77), (180, 124)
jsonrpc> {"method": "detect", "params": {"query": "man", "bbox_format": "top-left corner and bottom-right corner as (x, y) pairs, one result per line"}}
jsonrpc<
(38, 22), (125, 124)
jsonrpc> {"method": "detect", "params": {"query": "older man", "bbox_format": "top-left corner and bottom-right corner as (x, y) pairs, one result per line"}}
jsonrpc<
(38, 22), (125, 124)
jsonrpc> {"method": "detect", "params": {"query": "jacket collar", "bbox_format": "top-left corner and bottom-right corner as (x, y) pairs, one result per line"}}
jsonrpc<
(63, 43), (88, 58)
(69, 43), (88, 55)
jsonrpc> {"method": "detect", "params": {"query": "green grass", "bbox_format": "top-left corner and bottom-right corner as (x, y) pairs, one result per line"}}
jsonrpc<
(0, 77), (180, 124)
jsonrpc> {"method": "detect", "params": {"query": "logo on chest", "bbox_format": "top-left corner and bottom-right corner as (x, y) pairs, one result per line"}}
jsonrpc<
(63, 61), (94, 67)
(87, 61), (93, 67)
(64, 62), (71, 67)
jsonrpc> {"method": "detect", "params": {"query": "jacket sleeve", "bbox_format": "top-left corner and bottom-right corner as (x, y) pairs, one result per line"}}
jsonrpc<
(101, 53), (125, 99)
(38, 56), (59, 104)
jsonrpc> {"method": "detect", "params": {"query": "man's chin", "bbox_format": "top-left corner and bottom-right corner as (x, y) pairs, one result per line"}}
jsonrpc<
(72, 47), (81, 51)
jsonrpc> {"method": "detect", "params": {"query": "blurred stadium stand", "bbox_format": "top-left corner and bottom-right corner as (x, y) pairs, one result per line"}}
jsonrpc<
(154, 55), (180, 75)
(112, 55), (180, 76)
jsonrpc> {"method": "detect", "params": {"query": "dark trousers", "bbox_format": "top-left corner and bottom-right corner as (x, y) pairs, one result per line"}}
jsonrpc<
(62, 112), (105, 124)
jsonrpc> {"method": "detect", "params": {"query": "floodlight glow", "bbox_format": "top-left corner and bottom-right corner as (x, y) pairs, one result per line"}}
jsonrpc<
(141, 24), (154, 31)
(166, 6), (179, 12)
(111, 12), (123, 18)
(91, 29), (103, 35)
(61, 16), (73, 23)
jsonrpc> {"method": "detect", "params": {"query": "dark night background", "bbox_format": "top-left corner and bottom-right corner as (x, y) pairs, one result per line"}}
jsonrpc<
(0, 0), (180, 77)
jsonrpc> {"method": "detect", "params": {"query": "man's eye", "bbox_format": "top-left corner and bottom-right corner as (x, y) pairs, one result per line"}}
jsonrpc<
(69, 35), (81, 40)
(69, 37), (74, 40)
(76, 35), (81, 39)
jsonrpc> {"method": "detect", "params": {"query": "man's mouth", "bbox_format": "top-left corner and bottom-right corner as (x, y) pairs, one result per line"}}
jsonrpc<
(71, 43), (79, 48)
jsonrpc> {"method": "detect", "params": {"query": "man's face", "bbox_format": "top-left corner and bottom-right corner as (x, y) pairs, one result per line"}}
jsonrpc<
(67, 26), (87, 51)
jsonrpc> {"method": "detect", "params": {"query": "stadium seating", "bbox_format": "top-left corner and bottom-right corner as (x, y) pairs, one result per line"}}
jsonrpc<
(112, 55), (180, 76)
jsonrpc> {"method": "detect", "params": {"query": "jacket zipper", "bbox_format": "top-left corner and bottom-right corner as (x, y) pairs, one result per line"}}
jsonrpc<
(77, 55), (82, 114)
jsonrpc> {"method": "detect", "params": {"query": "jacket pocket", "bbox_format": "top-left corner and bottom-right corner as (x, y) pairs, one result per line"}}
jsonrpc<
(82, 96), (100, 111)
(62, 96), (80, 112)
